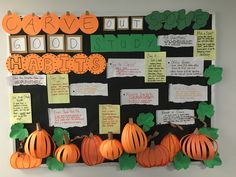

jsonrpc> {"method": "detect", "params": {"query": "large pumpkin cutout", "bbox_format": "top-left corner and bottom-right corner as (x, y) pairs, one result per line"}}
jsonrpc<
(2, 11), (22, 34)
(160, 133), (180, 161)
(60, 12), (80, 34)
(55, 134), (80, 163)
(24, 123), (55, 159)
(99, 132), (123, 160)
(180, 128), (218, 160)
(79, 11), (99, 34)
(10, 152), (42, 169)
(121, 118), (147, 153)
(22, 13), (42, 35)
(81, 133), (104, 166)
(136, 141), (171, 168)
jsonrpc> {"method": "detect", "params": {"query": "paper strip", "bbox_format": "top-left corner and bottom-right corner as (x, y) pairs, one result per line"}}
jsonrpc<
(121, 89), (159, 105)
(107, 58), (144, 78)
(169, 84), (208, 103)
(9, 75), (46, 86)
(48, 108), (87, 128)
(166, 57), (204, 77)
(156, 109), (195, 125)
(70, 83), (108, 96)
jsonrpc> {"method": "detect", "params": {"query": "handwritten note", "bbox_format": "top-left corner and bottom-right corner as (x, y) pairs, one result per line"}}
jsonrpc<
(194, 30), (216, 60)
(145, 52), (166, 83)
(166, 57), (204, 77)
(47, 74), (70, 104)
(107, 59), (144, 78)
(169, 84), (208, 103)
(99, 105), (120, 134)
(9, 75), (46, 86)
(158, 34), (196, 48)
(48, 108), (87, 128)
(70, 83), (108, 96)
(10, 93), (32, 124)
(156, 109), (195, 125)
(121, 89), (159, 105)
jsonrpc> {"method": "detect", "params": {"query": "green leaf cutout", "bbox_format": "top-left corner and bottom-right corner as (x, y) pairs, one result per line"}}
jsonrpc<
(137, 113), (155, 132)
(119, 153), (136, 170)
(46, 157), (64, 171)
(199, 127), (219, 140)
(10, 123), (29, 141)
(204, 65), (223, 85)
(203, 153), (222, 168)
(196, 102), (214, 121)
(52, 127), (70, 147)
(192, 9), (210, 29)
(173, 151), (191, 170)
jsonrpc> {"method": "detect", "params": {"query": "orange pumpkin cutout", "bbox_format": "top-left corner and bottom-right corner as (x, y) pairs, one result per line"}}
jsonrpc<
(56, 54), (73, 74)
(87, 54), (106, 75)
(10, 152), (42, 169)
(41, 12), (60, 34)
(180, 128), (218, 160)
(6, 54), (25, 74)
(23, 54), (43, 74)
(160, 133), (180, 161)
(136, 141), (171, 168)
(79, 11), (99, 34)
(81, 133), (104, 166)
(71, 53), (88, 74)
(41, 53), (58, 74)
(60, 12), (80, 34)
(121, 118), (147, 153)
(99, 132), (123, 160)
(22, 13), (42, 35)
(2, 11), (22, 34)
(24, 123), (55, 159)
(55, 134), (80, 163)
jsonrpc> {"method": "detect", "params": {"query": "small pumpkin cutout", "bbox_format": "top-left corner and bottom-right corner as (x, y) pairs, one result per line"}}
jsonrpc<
(121, 118), (147, 153)
(136, 141), (171, 168)
(160, 133), (180, 161)
(22, 13), (42, 35)
(24, 123), (55, 159)
(81, 133), (104, 166)
(99, 132), (123, 160)
(180, 128), (218, 160)
(79, 11), (99, 34)
(60, 12), (80, 34)
(10, 152), (42, 169)
(55, 134), (80, 163)
(41, 12), (60, 34)
(2, 11), (22, 34)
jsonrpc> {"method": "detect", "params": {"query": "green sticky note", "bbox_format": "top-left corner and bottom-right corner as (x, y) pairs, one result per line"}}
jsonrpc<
(10, 93), (32, 124)
(47, 74), (70, 104)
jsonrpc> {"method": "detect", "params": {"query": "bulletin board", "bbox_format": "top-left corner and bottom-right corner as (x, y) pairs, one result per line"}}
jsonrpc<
(3, 9), (223, 170)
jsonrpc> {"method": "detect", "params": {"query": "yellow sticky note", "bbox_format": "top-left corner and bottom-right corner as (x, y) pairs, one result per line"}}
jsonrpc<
(10, 93), (32, 124)
(99, 104), (120, 134)
(194, 30), (216, 60)
(145, 52), (166, 83)
(47, 74), (70, 104)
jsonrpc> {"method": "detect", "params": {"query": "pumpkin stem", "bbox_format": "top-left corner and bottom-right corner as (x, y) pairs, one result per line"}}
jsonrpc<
(47, 11), (50, 15)
(108, 132), (113, 140)
(85, 10), (90, 15)
(193, 128), (199, 134)
(36, 123), (41, 130)
(150, 141), (156, 149)
(66, 11), (70, 15)
(32, 12), (35, 16)
(89, 132), (93, 138)
(169, 122), (184, 131)
(63, 134), (70, 145)
(148, 131), (159, 142)
(7, 10), (12, 15)
(128, 118), (133, 124)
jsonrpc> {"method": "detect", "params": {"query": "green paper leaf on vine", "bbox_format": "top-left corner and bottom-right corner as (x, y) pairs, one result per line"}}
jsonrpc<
(196, 102), (214, 121)
(119, 153), (136, 170)
(137, 113), (155, 132)
(204, 65), (223, 85)
(145, 11), (165, 31)
(163, 11), (178, 30)
(173, 151), (191, 170)
(203, 153), (222, 168)
(192, 9), (210, 29)
(52, 127), (70, 147)
(199, 127), (219, 140)
(10, 123), (29, 141)
(46, 156), (64, 171)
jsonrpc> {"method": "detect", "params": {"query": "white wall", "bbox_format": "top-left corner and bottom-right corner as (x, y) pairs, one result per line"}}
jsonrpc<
(0, 0), (235, 176)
